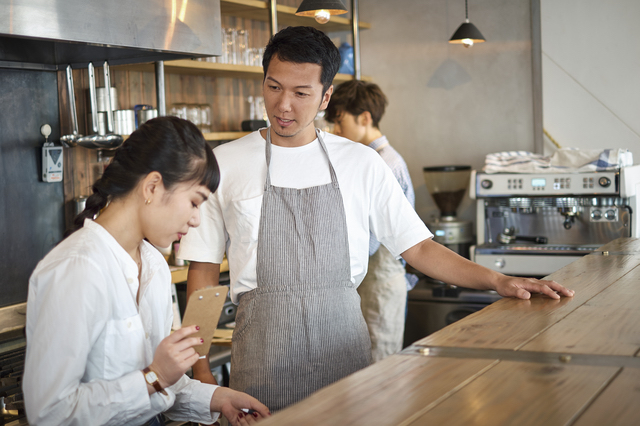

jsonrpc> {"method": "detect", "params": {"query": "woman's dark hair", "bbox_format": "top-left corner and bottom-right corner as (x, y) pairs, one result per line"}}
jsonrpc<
(66, 116), (219, 236)
(262, 26), (341, 94)
(325, 80), (388, 129)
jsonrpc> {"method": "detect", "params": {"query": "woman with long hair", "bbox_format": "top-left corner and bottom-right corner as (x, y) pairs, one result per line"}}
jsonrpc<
(23, 116), (269, 426)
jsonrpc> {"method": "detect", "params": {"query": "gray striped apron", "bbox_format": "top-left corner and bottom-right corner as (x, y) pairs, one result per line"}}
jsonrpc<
(230, 128), (372, 412)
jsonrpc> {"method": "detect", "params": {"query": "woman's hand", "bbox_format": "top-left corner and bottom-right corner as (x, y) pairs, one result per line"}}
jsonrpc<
(148, 325), (202, 390)
(210, 387), (270, 425)
(493, 275), (575, 300)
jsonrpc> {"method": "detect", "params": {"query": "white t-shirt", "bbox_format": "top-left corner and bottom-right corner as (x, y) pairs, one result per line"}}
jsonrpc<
(179, 130), (432, 303)
(24, 220), (218, 426)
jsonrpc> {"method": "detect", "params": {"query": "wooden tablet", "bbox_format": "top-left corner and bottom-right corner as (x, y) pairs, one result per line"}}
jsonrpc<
(181, 286), (229, 357)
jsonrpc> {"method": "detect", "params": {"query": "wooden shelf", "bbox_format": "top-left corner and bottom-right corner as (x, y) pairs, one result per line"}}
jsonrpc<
(116, 60), (369, 82)
(204, 131), (251, 141)
(220, 0), (371, 33)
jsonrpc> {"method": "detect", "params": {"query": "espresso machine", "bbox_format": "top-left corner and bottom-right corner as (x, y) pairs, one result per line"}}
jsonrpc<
(470, 165), (640, 277)
(423, 166), (474, 258)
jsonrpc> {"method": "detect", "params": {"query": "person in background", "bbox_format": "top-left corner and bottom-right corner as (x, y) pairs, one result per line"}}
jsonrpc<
(179, 26), (574, 413)
(325, 80), (416, 362)
(23, 117), (269, 426)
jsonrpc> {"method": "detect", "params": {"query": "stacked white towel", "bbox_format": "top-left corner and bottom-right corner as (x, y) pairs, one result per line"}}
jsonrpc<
(483, 148), (633, 174)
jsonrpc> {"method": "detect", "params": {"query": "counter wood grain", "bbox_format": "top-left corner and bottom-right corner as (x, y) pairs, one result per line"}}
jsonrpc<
(257, 238), (640, 425)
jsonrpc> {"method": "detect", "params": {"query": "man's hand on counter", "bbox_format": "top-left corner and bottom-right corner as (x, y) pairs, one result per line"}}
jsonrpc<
(402, 238), (576, 300)
(491, 275), (575, 300)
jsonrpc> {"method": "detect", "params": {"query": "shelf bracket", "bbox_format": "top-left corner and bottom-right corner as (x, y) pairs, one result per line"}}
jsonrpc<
(155, 61), (166, 116)
(351, 0), (361, 80)
(269, 0), (278, 37)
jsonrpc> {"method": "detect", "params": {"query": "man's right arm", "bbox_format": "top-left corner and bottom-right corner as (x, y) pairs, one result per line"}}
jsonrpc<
(186, 261), (221, 385)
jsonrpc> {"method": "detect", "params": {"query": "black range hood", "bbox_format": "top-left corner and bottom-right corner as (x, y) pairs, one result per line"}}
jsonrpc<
(0, 0), (222, 70)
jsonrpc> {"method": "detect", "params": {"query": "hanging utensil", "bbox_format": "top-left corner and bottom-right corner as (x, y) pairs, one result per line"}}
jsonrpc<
(60, 65), (80, 148)
(75, 61), (123, 150)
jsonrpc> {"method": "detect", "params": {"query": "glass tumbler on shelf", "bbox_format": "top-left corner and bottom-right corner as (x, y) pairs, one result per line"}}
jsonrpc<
(186, 104), (202, 128)
(169, 103), (188, 120)
(224, 28), (238, 64)
(236, 29), (249, 65)
(199, 104), (212, 133)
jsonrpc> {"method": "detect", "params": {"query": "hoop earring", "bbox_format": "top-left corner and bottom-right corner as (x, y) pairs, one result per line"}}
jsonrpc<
(145, 199), (151, 205)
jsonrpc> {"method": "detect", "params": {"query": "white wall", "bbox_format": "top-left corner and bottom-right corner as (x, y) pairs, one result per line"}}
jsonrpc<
(541, 0), (640, 159)
(357, 0), (537, 227)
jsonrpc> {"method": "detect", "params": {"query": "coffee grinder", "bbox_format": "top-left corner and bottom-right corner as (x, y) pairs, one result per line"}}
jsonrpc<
(423, 165), (473, 258)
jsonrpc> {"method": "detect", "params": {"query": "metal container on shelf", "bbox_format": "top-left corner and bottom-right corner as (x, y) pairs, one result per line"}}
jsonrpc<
(95, 87), (118, 112)
(136, 108), (157, 128)
(113, 109), (136, 135)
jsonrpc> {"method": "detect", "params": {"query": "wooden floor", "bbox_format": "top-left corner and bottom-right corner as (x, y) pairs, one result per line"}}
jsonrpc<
(257, 238), (640, 425)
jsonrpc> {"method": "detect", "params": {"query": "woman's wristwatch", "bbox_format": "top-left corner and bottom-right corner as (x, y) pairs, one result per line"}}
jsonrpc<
(143, 367), (168, 395)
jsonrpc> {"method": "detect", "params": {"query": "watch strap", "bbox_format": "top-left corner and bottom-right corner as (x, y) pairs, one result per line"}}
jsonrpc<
(143, 367), (168, 395)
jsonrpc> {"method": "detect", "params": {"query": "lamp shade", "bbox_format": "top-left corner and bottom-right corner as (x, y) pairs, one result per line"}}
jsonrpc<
(449, 21), (486, 45)
(295, 0), (348, 17)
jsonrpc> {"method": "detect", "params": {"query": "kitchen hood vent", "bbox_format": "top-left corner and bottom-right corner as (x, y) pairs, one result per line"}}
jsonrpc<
(0, 0), (221, 70)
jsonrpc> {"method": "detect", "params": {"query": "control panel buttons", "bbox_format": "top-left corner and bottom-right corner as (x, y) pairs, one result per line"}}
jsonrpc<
(598, 176), (611, 188)
(481, 179), (493, 189)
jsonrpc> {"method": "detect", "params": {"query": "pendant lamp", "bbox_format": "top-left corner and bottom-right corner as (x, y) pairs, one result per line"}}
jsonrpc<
(449, 0), (485, 48)
(295, 0), (348, 24)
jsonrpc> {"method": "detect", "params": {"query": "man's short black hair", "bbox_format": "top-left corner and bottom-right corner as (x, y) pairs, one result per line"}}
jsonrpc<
(262, 26), (341, 94)
(325, 80), (388, 129)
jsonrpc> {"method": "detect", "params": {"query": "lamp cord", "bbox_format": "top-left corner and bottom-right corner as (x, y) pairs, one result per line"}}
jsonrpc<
(465, 0), (468, 20)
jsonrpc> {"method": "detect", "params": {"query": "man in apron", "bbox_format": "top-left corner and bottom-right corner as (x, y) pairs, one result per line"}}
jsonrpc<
(179, 26), (575, 413)
(325, 80), (418, 363)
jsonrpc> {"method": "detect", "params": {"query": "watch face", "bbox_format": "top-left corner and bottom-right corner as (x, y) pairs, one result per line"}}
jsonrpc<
(145, 371), (158, 383)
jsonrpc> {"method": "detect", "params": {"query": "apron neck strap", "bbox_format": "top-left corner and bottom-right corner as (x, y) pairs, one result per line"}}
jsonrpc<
(264, 128), (339, 190)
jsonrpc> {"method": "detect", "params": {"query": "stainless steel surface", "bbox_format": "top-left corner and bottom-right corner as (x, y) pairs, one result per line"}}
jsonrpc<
(136, 108), (158, 127)
(475, 171), (621, 197)
(103, 62), (114, 134)
(497, 227), (548, 244)
(351, 0), (361, 80)
(472, 250), (584, 276)
(113, 110), (136, 135)
(403, 345), (640, 368)
(95, 88), (118, 113)
(0, 0), (222, 68)
(74, 62), (123, 149)
(481, 199), (631, 247)
(59, 65), (79, 147)
(155, 61), (166, 116)
(426, 217), (473, 245)
(74, 197), (87, 216)
(471, 167), (640, 277)
(88, 63), (98, 134)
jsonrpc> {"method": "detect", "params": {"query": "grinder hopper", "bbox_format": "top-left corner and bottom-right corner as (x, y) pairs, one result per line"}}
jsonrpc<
(423, 165), (473, 257)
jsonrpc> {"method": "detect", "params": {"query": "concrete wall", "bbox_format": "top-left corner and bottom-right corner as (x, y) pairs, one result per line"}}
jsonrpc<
(356, 0), (537, 227)
(540, 0), (640, 159)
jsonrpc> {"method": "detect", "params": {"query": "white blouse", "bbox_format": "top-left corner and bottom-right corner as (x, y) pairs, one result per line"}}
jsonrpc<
(23, 220), (218, 426)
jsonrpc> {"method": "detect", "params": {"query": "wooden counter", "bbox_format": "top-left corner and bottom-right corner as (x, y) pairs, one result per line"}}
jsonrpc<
(258, 238), (640, 425)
